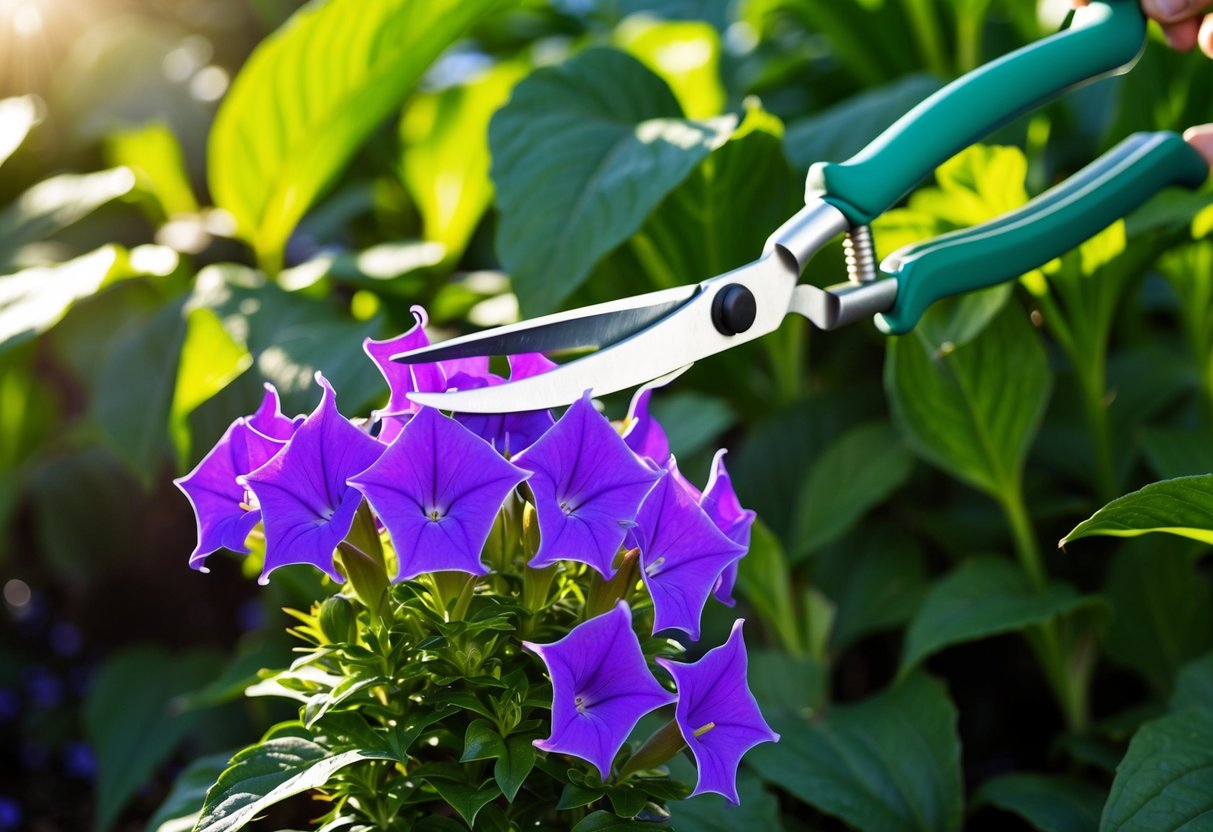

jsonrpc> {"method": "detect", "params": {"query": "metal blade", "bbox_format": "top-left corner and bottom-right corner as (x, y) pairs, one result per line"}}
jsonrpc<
(393, 283), (697, 364)
(408, 253), (798, 413)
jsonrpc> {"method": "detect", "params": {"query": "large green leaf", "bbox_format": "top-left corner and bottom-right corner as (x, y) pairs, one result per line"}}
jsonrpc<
(667, 771), (784, 831)
(490, 47), (734, 315)
(400, 60), (525, 263)
(975, 773), (1105, 832)
(1101, 538), (1213, 693)
(84, 646), (221, 832)
(1063, 475), (1213, 547)
(209, 0), (504, 270)
(105, 121), (199, 219)
(147, 751), (236, 832)
(790, 421), (913, 560)
(196, 738), (380, 832)
(1100, 708), (1213, 831)
(900, 557), (1094, 676)
(749, 673), (963, 832)
(0, 168), (136, 270)
(885, 303), (1051, 500)
(736, 520), (803, 655)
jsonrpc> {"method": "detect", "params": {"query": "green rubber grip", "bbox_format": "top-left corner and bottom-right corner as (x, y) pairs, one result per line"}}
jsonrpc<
(875, 131), (1209, 335)
(806, 0), (1146, 225)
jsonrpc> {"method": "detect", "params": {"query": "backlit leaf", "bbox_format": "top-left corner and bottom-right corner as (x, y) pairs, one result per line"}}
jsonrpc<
(614, 18), (725, 119)
(1063, 475), (1213, 547)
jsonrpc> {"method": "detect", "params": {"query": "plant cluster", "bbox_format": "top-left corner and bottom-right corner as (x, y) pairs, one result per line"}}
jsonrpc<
(174, 308), (776, 830)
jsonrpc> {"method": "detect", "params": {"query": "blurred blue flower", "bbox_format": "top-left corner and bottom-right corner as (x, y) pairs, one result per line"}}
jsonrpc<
(64, 741), (97, 780)
(25, 666), (63, 709)
(0, 796), (21, 831)
(49, 621), (82, 657)
(238, 598), (264, 632)
(0, 688), (18, 722)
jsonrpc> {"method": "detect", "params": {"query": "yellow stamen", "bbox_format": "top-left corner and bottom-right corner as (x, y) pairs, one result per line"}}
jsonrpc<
(693, 722), (715, 738)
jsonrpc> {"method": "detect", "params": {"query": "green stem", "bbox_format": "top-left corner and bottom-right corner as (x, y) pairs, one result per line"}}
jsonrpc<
(585, 549), (639, 620)
(1076, 364), (1116, 504)
(616, 719), (686, 782)
(903, 0), (949, 76)
(956, 9), (985, 73)
(1000, 480), (1044, 591)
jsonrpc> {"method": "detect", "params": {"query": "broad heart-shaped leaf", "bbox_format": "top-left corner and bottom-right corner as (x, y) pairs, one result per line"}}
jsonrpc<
(490, 46), (735, 315)
(667, 771), (784, 831)
(1100, 707), (1213, 831)
(975, 773), (1105, 832)
(195, 738), (380, 832)
(147, 751), (235, 832)
(1063, 475), (1213, 547)
(748, 673), (963, 832)
(885, 302), (1052, 500)
(0, 168), (136, 271)
(790, 421), (913, 560)
(83, 646), (222, 832)
(400, 60), (525, 264)
(1101, 537), (1213, 694)
(900, 557), (1094, 677)
(209, 0), (505, 271)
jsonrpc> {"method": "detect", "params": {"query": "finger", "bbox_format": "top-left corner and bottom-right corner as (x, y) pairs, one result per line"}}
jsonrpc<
(1071, 0), (1090, 6)
(1184, 125), (1213, 167)
(1143, 0), (1213, 24)
(1163, 16), (1202, 49)
(1200, 13), (1213, 56)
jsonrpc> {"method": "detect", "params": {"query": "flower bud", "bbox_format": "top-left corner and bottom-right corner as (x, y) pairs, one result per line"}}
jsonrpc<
(319, 594), (359, 644)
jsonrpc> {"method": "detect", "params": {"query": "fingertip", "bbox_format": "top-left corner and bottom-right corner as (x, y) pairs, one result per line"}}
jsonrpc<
(1183, 125), (1213, 168)
(1200, 13), (1213, 57)
(1163, 18), (1202, 50)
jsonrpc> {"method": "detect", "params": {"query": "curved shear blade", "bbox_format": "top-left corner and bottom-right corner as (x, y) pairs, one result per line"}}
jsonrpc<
(408, 253), (798, 413)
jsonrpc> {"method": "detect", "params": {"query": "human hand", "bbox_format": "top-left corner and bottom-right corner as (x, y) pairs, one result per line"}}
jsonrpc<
(1072, 1), (1213, 164)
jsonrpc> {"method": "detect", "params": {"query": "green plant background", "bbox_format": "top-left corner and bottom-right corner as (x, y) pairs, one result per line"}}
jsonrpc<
(3, 0), (1213, 829)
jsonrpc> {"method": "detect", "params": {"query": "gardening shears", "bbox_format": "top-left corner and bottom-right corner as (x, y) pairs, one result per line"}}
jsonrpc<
(395, 0), (1210, 413)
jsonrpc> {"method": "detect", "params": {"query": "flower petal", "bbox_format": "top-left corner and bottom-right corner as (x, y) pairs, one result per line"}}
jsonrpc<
(622, 385), (670, 467)
(698, 450), (755, 606)
(246, 383), (303, 441)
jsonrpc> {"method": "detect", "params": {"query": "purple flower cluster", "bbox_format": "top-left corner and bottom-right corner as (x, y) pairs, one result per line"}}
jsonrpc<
(175, 306), (775, 802)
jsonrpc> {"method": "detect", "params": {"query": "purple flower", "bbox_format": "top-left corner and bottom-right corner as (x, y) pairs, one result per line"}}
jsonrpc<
(247, 383), (302, 441)
(656, 620), (778, 804)
(452, 353), (557, 456)
(524, 602), (674, 780)
(349, 407), (528, 580)
(699, 450), (755, 607)
(634, 469), (746, 640)
(364, 307), (490, 444)
(174, 419), (285, 571)
(622, 385), (670, 468)
(242, 374), (385, 584)
(515, 392), (661, 578)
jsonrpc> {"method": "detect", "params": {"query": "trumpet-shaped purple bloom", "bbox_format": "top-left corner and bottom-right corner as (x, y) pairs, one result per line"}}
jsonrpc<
(622, 385), (670, 468)
(247, 383), (302, 441)
(348, 407), (529, 580)
(242, 374), (385, 584)
(174, 419), (285, 571)
(364, 307), (490, 443)
(699, 450), (756, 607)
(515, 391), (661, 578)
(656, 620), (778, 804)
(451, 353), (556, 456)
(635, 468), (746, 640)
(524, 602), (674, 780)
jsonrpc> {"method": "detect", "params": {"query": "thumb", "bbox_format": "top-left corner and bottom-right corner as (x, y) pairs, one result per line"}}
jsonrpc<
(1184, 125), (1213, 168)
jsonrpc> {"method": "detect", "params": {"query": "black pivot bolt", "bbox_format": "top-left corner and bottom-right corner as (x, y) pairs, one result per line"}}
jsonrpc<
(711, 284), (757, 336)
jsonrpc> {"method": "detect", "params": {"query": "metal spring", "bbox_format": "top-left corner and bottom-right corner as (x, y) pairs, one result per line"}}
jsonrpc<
(844, 225), (878, 283)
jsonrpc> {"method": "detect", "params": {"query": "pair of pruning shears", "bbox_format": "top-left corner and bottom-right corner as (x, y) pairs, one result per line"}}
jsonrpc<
(396, 0), (1210, 414)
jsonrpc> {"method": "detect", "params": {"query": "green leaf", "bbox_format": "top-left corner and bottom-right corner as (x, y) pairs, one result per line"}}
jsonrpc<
(92, 295), (188, 481)
(424, 775), (501, 828)
(790, 421), (913, 559)
(147, 751), (236, 832)
(84, 646), (221, 832)
(784, 75), (943, 171)
(748, 648), (826, 719)
(885, 303), (1051, 500)
(170, 305), (252, 470)
(490, 47), (734, 315)
(495, 734), (537, 802)
(1100, 707), (1213, 831)
(571, 812), (667, 832)
(1142, 428), (1213, 481)
(614, 18), (725, 119)
(105, 122), (199, 218)
(975, 773), (1104, 832)
(667, 771), (784, 831)
(1101, 538), (1213, 693)
(460, 720), (506, 762)
(1172, 652), (1213, 712)
(649, 391), (735, 461)
(400, 60), (525, 262)
(736, 520), (803, 655)
(195, 738), (377, 832)
(900, 557), (1093, 676)
(0, 168), (136, 270)
(209, 0), (504, 270)
(0, 245), (147, 353)
(0, 95), (39, 169)
(816, 526), (927, 651)
(749, 673), (963, 832)
(1063, 475), (1213, 547)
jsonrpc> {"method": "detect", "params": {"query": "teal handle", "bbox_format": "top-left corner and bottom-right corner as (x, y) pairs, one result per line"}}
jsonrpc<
(875, 131), (1209, 335)
(806, 0), (1146, 224)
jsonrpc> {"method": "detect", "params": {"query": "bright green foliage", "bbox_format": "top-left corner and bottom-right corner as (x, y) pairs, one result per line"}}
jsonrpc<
(614, 18), (725, 119)
(748, 673), (963, 832)
(208, 0), (505, 271)
(105, 122), (199, 219)
(1064, 475), (1213, 546)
